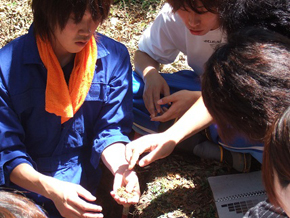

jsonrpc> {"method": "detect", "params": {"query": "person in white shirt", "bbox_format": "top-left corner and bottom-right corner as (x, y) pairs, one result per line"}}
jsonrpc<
(132, 0), (252, 172)
(133, 1), (224, 134)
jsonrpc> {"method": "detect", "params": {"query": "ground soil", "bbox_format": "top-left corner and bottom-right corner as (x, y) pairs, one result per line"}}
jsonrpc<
(96, 148), (261, 218)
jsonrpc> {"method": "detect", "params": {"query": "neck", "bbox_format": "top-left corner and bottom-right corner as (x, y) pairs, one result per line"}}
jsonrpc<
(57, 53), (75, 67)
(50, 38), (76, 67)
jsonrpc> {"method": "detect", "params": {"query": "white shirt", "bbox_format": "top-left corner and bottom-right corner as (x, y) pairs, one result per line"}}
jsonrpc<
(138, 3), (226, 75)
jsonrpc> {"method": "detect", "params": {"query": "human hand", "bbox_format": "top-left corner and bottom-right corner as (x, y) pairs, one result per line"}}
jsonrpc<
(125, 133), (176, 170)
(110, 168), (140, 206)
(143, 71), (170, 118)
(151, 90), (201, 122)
(46, 178), (103, 218)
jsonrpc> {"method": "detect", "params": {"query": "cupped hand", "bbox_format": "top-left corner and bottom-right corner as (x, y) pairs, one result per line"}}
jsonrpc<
(46, 178), (103, 218)
(110, 168), (140, 206)
(125, 132), (176, 170)
(151, 90), (201, 122)
(143, 71), (170, 118)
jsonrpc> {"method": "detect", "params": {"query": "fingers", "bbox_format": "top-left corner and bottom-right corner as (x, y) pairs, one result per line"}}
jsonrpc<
(152, 91), (161, 115)
(67, 197), (102, 213)
(144, 91), (156, 117)
(151, 107), (175, 122)
(111, 170), (140, 206)
(143, 77), (170, 118)
(162, 84), (171, 98)
(76, 186), (97, 202)
(152, 83), (170, 116)
(80, 213), (103, 218)
(126, 138), (152, 170)
(127, 147), (140, 170)
(125, 142), (139, 170)
(124, 171), (140, 194)
(127, 133), (169, 168)
(73, 186), (102, 213)
(157, 94), (174, 106)
(58, 195), (103, 218)
(138, 148), (161, 167)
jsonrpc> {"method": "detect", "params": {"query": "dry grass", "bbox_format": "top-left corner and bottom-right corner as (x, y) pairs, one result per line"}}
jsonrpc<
(0, 0), (33, 47)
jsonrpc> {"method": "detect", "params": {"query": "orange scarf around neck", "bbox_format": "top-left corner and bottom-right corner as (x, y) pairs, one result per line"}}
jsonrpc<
(36, 36), (97, 124)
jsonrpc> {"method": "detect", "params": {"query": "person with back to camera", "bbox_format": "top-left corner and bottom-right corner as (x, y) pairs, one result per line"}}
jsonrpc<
(250, 107), (290, 218)
(132, 0), (252, 172)
(201, 27), (290, 217)
(244, 108), (290, 218)
(126, 0), (290, 174)
(0, 0), (140, 217)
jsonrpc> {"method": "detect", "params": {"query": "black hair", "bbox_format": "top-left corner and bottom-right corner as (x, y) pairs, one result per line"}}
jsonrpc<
(167, 0), (219, 14)
(202, 27), (290, 142)
(219, 0), (290, 37)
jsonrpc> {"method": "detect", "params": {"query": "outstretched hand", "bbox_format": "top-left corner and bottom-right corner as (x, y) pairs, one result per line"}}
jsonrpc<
(47, 178), (103, 218)
(125, 133), (177, 170)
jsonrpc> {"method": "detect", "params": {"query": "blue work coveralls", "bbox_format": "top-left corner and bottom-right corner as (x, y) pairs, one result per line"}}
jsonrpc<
(0, 25), (133, 217)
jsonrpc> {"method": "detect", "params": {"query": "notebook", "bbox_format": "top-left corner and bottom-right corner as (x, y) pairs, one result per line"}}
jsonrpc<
(208, 171), (267, 218)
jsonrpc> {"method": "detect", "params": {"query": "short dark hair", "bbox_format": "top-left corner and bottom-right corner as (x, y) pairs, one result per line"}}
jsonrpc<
(166, 0), (219, 14)
(32, 0), (111, 40)
(202, 27), (290, 143)
(263, 107), (290, 207)
(219, 0), (290, 37)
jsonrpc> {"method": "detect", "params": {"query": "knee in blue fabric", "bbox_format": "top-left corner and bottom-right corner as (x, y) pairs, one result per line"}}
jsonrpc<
(207, 124), (264, 163)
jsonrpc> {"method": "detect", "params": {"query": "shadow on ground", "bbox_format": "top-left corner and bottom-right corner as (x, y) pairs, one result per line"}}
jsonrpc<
(96, 148), (261, 218)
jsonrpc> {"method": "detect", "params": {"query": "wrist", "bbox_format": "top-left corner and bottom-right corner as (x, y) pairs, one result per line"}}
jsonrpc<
(38, 175), (58, 199)
(114, 164), (130, 176)
(143, 67), (159, 82)
(163, 128), (182, 146)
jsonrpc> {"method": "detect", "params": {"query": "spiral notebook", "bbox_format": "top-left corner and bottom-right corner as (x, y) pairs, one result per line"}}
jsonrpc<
(208, 171), (267, 218)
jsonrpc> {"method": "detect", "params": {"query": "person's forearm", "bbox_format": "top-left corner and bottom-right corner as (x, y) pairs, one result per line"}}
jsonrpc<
(134, 50), (160, 80)
(10, 163), (53, 199)
(165, 96), (214, 144)
(101, 143), (130, 175)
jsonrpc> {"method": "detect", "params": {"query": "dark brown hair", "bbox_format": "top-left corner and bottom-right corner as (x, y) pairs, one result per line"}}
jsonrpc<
(263, 106), (290, 207)
(0, 190), (47, 218)
(219, 0), (290, 37)
(32, 0), (111, 40)
(202, 27), (290, 143)
(166, 0), (219, 14)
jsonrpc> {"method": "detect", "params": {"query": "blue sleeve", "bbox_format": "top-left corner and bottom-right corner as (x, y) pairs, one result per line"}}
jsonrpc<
(0, 74), (35, 186)
(90, 41), (133, 167)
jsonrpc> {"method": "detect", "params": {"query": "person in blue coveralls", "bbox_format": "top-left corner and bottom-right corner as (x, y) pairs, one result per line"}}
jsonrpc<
(0, 0), (140, 217)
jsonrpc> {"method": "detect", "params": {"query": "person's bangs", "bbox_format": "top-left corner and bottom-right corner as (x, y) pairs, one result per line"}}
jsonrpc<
(167, 0), (218, 14)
